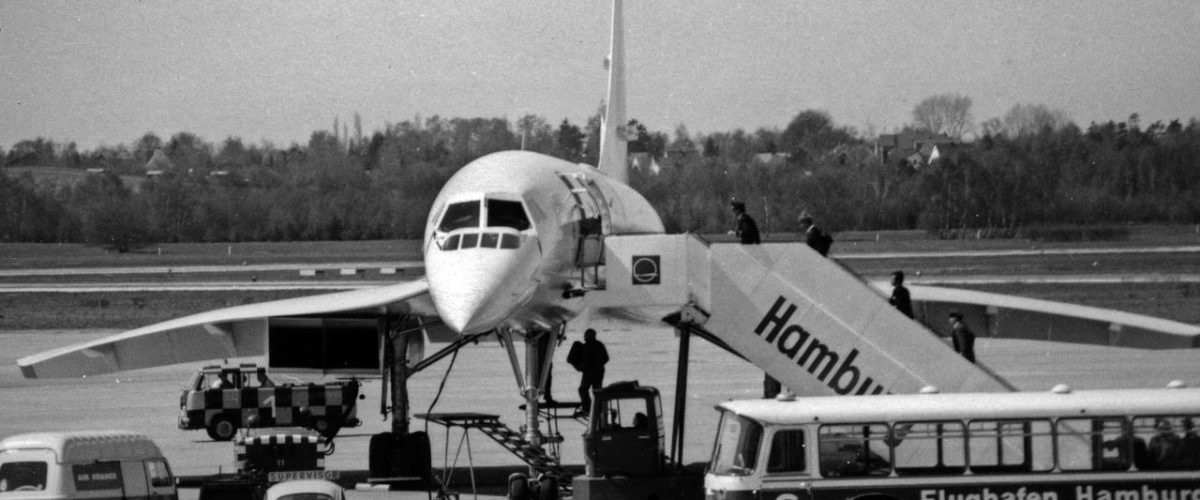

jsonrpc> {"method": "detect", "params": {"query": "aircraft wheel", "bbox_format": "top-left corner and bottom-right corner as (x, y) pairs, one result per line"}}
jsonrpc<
(368, 432), (395, 477)
(206, 416), (237, 441)
(506, 473), (529, 500)
(538, 475), (559, 500)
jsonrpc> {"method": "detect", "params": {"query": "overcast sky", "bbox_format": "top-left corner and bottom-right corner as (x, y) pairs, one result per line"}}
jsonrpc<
(2, 1), (1199, 150)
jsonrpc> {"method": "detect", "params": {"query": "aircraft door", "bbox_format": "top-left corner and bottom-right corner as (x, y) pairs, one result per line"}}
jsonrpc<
(558, 174), (610, 268)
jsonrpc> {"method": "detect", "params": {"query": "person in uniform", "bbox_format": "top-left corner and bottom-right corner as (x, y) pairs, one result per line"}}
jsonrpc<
(889, 271), (915, 319)
(730, 200), (761, 244)
(948, 311), (976, 363)
(574, 328), (609, 418)
(798, 212), (832, 256)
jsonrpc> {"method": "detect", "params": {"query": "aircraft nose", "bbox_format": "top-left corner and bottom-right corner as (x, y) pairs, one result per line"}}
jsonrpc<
(426, 235), (537, 334)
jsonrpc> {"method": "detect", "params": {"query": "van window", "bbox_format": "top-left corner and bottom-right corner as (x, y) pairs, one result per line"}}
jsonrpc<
(146, 459), (173, 488)
(439, 201), (480, 232)
(0, 461), (48, 492)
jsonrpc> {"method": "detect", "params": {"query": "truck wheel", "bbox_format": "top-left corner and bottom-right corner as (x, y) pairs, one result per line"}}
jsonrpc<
(506, 473), (529, 500)
(312, 417), (340, 439)
(206, 416), (237, 441)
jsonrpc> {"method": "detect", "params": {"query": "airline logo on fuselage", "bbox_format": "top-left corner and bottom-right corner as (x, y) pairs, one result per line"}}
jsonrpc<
(755, 296), (890, 395)
(632, 255), (660, 285)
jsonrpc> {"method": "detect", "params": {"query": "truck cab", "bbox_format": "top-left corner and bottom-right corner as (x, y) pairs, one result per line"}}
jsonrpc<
(583, 381), (664, 477)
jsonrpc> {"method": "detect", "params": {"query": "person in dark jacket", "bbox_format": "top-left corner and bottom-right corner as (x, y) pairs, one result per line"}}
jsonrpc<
(948, 311), (976, 363)
(730, 200), (761, 244)
(575, 328), (609, 418)
(798, 212), (832, 256)
(889, 271), (915, 319)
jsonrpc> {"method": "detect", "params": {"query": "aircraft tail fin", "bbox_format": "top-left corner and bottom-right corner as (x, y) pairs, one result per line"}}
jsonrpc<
(597, 0), (629, 184)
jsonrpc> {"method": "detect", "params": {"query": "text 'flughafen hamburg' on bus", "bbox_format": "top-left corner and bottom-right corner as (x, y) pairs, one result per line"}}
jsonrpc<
(704, 386), (1200, 500)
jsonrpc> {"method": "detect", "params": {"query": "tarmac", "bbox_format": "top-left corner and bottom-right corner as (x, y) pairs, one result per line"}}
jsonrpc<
(4, 321), (1200, 499)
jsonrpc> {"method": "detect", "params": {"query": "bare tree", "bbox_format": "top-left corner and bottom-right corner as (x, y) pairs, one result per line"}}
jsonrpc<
(912, 93), (974, 139)
(1000, 103), (1072, 137)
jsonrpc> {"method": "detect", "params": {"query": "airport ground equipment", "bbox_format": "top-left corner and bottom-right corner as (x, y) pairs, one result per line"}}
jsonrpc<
(563, 381), (703, 500)
(197, 431), (333, 500)
(0, 430), (178, 500)
(418, 412), (574, 495)
(587, 235), (1016, 396)
(179, 363), (362, 441)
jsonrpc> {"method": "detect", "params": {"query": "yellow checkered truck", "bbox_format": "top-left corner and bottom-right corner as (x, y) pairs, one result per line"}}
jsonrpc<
(179, 364), (361, 441)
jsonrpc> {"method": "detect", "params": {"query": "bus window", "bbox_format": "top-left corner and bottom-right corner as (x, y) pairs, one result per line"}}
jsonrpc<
(438, 201), (481, 232)
(1133, 415), (1200, 470)
(766, 429), (806, 475)
(487, 199), (531, 231)
(1057, 417), (1132, 471)
(818, 424), (891, 478)
(710, 413), (763, 476)
(968, 419), (1054, 473)
(893, 421), (965, 475)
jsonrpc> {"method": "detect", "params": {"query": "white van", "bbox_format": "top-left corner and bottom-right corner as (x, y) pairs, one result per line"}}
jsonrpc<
(0, 430), (177, 500)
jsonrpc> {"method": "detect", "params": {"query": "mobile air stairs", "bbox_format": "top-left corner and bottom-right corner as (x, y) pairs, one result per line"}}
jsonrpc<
(584, 234), (1017, 396)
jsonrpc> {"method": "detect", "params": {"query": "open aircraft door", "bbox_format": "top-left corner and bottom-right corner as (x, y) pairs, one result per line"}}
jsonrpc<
(560, 173), (612, 273)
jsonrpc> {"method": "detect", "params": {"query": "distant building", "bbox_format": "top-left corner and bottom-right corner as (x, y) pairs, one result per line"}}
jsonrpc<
(144, 149), (174, 173)
(628, 152), (660, 175)
(751, 152), (790, 166)
(876, 132), (958, 168)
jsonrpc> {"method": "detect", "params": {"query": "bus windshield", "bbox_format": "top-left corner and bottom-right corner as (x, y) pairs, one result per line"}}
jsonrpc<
(710, 411), (763, 476)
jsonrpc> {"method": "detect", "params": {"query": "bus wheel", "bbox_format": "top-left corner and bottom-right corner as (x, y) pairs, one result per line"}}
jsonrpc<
(206, 416), (237, 441)
(506, 473), (529, 500)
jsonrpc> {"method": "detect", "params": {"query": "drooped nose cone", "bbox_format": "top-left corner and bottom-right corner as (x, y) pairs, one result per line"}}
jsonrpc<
(425, 234), (539, 334)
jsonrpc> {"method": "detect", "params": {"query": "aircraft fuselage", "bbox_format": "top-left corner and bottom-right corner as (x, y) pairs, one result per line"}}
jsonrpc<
(423, 150), (663, 334)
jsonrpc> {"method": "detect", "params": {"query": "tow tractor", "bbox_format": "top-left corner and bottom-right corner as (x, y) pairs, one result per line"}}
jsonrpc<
(503, 381), (704, 500)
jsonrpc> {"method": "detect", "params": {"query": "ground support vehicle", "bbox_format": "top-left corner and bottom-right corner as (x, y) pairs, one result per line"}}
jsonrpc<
(179, 364), (362, 441)
(0, 430), (177, 500)
(198, 431), (335, 500)
(704, 387), (1200, 500)
(552, 381), (703, 500)
(264, 479), (345, 500)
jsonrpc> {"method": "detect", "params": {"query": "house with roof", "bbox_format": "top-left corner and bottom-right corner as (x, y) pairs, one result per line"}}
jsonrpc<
(876, 132), (959, 168)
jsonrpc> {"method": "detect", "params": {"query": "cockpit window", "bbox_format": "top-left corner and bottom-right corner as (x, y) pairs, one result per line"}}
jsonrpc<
(439, 201), (481, 232)
(487, 199), (530, 231)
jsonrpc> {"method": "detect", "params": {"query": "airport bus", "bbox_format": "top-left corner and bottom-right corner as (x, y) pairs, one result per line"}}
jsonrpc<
(704, 386), (1200, 500)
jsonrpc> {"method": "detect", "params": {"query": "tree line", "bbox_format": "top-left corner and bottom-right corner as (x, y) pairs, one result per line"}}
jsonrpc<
(3, 99), (1199, 250)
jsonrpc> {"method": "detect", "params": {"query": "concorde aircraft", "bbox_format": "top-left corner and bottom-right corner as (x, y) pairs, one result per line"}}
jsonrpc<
(18, 0), (1200, 475)
(18, 0), (655, 457)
